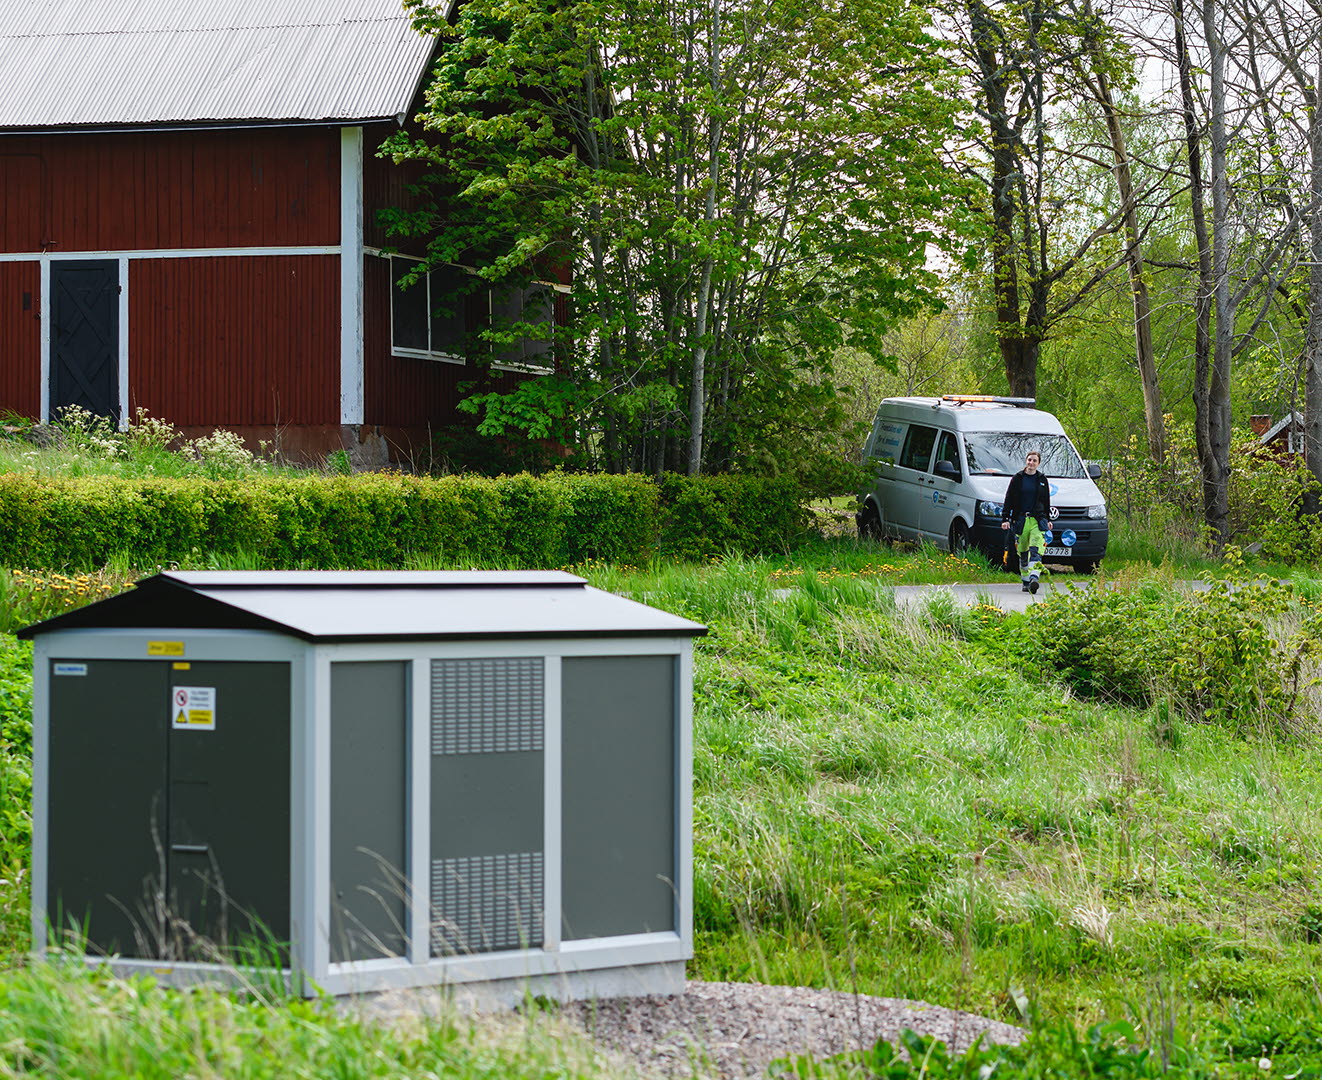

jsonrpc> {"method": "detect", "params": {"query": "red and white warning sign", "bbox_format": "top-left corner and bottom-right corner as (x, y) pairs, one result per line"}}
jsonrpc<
(171, 686), (216, 730)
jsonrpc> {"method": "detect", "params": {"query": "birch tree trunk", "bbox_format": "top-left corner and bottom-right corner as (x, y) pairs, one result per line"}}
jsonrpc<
(1304, 50), (1322, 516)
(1079, 10), (1165, 462)
(1174, 0), (1217, 547)
(687, 0), (721, 476)
(1202, 0), (1234, 549)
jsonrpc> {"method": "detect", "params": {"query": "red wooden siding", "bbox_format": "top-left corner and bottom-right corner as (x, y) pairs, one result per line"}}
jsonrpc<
(130, 256), (339, 426)
(0, 261), (41, 417)
(0, 129), (340, 255)
(362, 122), (431, 252)
(364, 253), (529, 428)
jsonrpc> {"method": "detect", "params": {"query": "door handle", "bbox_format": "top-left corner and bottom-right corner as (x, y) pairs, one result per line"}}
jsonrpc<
(170, 844), (209, 854)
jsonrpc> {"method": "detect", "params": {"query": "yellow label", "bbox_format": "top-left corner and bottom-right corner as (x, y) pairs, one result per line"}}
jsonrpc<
(187, 710), (214, 726)
(172, 662), (191, 670)
(148, 641), (185, 657)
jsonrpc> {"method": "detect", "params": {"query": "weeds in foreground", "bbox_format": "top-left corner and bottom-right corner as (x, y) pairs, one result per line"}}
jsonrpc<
(0, 958), (627, 1079)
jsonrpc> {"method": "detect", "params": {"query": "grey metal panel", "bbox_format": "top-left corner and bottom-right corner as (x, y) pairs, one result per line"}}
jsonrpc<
(562, 656), (676, 939)
(431, 752), (544, 860)
(431, 853), (543, 955)
(166, 661), (290, 962)
(47, 659), (167, 959)
(429, 653), (545, 955)
(432, 658), (543, 755)
(0, 0), (433, 129)
(330, 661), (407, 964)
(20, 573), (707, 642)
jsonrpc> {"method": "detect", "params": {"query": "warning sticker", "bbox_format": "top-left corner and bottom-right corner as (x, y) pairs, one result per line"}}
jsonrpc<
(171, 686), (216, 730)
(148, 641), (185, 657)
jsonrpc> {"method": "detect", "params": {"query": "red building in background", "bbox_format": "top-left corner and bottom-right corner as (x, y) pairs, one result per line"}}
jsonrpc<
(0, 0), (554, 464)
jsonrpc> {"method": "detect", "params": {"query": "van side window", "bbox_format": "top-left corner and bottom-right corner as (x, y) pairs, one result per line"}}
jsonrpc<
(899, 425), (938, 471)
(935, 432), (962, 477)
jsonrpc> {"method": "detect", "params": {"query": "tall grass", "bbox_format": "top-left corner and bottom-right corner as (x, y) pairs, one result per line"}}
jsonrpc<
(584, 560), (1322, 1033)
(0, 958), (636, 1079)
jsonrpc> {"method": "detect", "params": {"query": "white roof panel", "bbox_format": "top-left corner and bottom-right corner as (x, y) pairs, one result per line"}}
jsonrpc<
(19, 571), (709, 642)
(0, 0), (436, 129)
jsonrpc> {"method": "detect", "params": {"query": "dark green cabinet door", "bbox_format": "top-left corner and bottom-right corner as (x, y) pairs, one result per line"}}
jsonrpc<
(167, 662), (290, 961)
(46, 658), (290, 963)
(48, 660), (168, 958)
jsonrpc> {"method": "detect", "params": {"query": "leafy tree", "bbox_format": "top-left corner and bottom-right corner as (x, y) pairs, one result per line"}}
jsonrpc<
(384, 0), (969, 476)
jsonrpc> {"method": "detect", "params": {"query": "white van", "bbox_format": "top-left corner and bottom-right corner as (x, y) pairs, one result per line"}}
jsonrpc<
(856, 395), (1108, 573)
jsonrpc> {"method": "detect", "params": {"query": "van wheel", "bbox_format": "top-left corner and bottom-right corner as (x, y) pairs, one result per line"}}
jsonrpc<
(1074, 559), (1099, 575)
(859, 503), (883, 541)
(948, 519), (970, 555)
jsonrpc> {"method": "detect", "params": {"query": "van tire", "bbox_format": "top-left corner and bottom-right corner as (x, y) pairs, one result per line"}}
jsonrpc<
(948, 519), (970, 555)
(1074, 559), (1099, 575)
(859, 503), (884, 541)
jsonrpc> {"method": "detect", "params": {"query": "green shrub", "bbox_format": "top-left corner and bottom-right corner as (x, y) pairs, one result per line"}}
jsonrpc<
(1100, 422), (1322, 564)
(0, 472), (805, 570)
(1004, 577), (1322, 736)
(656, 474), (809, 558)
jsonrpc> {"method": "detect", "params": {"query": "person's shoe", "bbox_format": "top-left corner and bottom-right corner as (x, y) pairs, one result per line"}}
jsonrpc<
(1021, 582), (1030, 592)
(1029, 579), (1039, 595)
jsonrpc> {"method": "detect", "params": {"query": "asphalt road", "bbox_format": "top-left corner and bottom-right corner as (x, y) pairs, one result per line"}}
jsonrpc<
(888, 579), (1086, 614)
(888, 577), (1213, 614)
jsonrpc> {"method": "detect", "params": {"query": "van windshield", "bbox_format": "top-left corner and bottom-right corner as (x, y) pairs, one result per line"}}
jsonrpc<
(962, 432), (1087, 478)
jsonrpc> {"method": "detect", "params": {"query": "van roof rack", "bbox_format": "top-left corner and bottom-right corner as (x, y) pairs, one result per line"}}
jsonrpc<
(938, 395), (1036, 408)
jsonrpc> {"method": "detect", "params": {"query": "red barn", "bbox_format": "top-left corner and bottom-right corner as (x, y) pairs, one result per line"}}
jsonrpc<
(0, 0), (552, 465)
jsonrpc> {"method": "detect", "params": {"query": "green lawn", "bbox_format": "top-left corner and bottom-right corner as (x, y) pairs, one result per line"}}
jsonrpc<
(2, 543), (1322, 1075)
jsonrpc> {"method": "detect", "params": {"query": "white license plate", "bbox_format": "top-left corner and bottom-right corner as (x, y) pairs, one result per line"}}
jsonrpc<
(1043, 546), (1071, 557)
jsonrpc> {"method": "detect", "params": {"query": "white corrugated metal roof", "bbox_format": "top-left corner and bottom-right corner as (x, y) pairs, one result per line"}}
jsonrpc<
(0, 0), (436, 129)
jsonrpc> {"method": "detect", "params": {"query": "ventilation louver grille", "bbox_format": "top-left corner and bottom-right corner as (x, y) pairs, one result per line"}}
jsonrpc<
(431, 853), (544, 954)
(431, 658), (543, 755)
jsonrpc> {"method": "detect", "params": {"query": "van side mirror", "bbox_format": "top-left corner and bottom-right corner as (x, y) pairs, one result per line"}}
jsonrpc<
(933, 460), (960, 480)
(1087, 462), (1102, 480)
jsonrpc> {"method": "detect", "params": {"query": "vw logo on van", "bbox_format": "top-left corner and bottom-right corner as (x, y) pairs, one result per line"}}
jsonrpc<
(1049, 506), (1059, 520)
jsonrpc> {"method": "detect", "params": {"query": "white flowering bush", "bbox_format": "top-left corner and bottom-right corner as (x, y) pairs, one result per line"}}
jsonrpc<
(125, 409), (179, 454)
(53, 405), (124, 458)
(183, 429), (256, 478)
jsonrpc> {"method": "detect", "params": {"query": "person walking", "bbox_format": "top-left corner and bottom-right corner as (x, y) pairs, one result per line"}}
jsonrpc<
(1000, 450), (1051, 594)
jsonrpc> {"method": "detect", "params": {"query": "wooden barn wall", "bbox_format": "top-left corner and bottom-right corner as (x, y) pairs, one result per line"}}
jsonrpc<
(0, 128), (339, 254)
(0, 261), (41, 416)
(362, 122), (431, 254)
(130, 256), (339, 426)
(363, 253), (528, 429)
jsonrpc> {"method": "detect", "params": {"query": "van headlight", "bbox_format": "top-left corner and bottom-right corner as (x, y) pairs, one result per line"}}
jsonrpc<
(1086, 504), (1106, 519)
(978, 500), (1004, 518)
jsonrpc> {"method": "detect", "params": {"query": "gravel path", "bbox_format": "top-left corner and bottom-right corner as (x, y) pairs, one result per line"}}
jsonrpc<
(352, 979), (1024, 1079)
(560, 981), (1025, 1078)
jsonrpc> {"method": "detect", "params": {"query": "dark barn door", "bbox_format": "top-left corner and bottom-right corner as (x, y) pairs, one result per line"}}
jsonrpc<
(51, 260), (119, 420)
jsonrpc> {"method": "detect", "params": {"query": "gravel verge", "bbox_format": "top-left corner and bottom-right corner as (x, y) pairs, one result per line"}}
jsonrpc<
(560, 980), (1026, 1078)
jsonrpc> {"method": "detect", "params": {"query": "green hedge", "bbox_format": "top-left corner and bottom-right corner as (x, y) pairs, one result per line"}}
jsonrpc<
(0, 472), (807, 570)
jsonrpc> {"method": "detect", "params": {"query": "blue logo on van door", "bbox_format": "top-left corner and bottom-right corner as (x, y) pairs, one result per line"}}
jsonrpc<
(1050, 483), (1059, 496)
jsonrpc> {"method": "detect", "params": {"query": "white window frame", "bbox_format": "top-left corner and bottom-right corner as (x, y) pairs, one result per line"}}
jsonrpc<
(388, 254), (556, 375)
(389, 255), (468, 366)
(490, 282), (555, 376)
